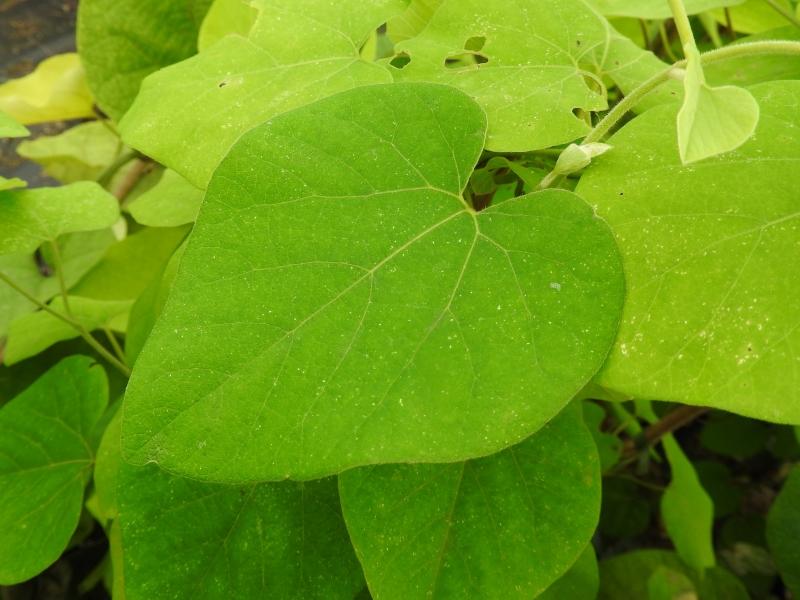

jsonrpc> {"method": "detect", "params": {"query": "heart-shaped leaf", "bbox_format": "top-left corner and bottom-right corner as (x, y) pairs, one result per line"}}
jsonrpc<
(0, 356), (107, 584)
(677, 46), (760, 164)
(122, 82), (624, 481)
(119, 0), (409, 188)
(338, 403), (600, 600)
(577, 80), (800, 423)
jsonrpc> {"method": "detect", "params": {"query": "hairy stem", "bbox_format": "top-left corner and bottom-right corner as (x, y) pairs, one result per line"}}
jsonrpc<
(667, 0), (697, 54)
(585, 40), (800, 146)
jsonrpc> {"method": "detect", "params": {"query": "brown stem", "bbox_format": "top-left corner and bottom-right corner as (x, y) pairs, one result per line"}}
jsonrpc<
(622, 405), (709, 458)
(112, 158), (152, 202)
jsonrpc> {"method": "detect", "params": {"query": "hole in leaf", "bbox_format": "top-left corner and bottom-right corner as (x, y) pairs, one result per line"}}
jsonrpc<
(390, 52), (411, 69)
(464, 36), (486, 52)
(444, 52), (489, 69)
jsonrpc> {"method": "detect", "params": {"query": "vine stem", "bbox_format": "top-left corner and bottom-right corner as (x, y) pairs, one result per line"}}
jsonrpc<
(622, 405), (709, 458)
(0, 271), (132, 377)
(537, 40), (800, 190)
(583, 40), (800, 145)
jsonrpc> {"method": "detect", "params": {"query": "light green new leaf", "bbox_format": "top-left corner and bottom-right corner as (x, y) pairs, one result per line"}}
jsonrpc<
(339, 404), (600, 600)
(677, 46), (759, 164)
(122, 83), (624, 481)
(538, 546), (599, 600)
(118, 463), (365, 599)
(0, 229), (115, 338)
(766, 466), (800, 596)
(119, 0), (409, 188)
(0, 356), (107, 584)
(5, 296), (131, 364)
(661, 435), (716, 570)
(577, 81), (800, 423)
(78, 0), (213, 121)
(197, 0), (258, 51)
(0, 54), (95, 125)
(0, 109), (29, 138)
(127, 170), (204, 227)
(598, 550), (748, 600)
(17, 121), (124, 184)
(588, 0), (744, 19)
(0, 182), (119, 256)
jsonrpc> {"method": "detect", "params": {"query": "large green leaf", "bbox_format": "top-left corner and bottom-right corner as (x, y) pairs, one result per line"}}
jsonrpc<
(661, 434), (715, 570)
(588, 0), (745, 19)
(577, 80), (800, 423)
(598, 550), (748, 600)
(767, 466), (800, 596)
(338, 403), (600, 599)
(0, 229), (115, 338)
(390, 0), (667, 152)
(122, 83), (624, 481)
(0, 356), (107, 584)
(0, 182), (119, 256)
(711, 0), (795, 33)
(77, 0), (213, 121)
(119, 0), (409, 188)
(387, 0), (444, 42)
(118, 463), (365, 599)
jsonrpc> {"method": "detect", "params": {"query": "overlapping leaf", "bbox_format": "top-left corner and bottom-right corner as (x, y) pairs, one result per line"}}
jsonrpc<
(0, 356), (107, 584)
(117, 464), (365, 599)
(0, 54), (95, 124)
(0, 182), (119, 255)
(389, 0), (671, 151)
(577, 80), (800, 423)
(78, 0), (214, 120)
(122, 83), (624, 481)
(119, 0), (409, 188)
(338, 403), (600, 599)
